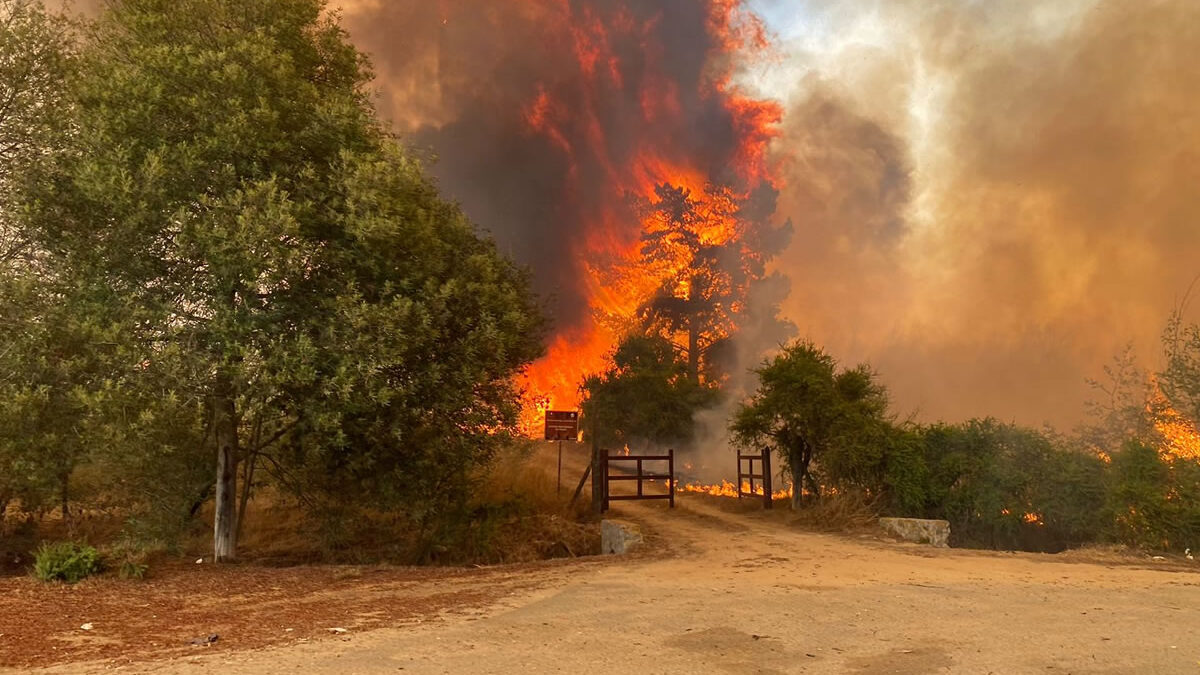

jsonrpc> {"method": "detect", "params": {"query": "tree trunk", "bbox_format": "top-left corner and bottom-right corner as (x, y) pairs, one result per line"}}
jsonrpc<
(235, 449), (257, 543)
(212, 393), (239, 562)
(789, 464), (803, 511)
(590, 432), (604, 515)
(59, 468), (70, 523)
(788, 442), (813, 511)
(687, 276), (701, 385)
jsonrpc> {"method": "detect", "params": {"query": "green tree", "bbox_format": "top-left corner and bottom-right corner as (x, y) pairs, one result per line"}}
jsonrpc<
(581, 334), (718, 450)
(17, 0), (544, 560)
(0, 0), (80, 518)
(0, 0), (71, 268)
(730, 340), (893, 510)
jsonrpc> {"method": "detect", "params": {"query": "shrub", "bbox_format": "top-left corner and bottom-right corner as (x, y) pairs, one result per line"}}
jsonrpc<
(108, 539), (151, 580)
(33, 541), (103, 583)
(118, 558), (149, 580)
(1106, 440), (1200, 552)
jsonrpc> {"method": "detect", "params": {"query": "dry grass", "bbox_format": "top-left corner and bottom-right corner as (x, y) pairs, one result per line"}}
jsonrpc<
(476, 442), (594, 520)
(788, 490), (880, 533)
(226, 443), (600, 566)
(3, 441), (601, 574)
(464, 442), (600, 562)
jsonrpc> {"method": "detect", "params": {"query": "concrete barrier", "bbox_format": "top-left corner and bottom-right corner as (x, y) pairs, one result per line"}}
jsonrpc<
(601, 519), (644, 555)
(878, 517), (950, 548)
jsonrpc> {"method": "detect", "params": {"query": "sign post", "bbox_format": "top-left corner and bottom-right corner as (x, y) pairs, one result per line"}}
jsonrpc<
(544, 410), (580, 494)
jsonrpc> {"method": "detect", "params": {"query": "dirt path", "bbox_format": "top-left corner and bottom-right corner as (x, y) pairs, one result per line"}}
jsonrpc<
(20, 496), (1200, 674)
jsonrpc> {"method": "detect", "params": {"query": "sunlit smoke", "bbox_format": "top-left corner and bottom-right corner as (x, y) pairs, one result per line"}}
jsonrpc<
(761, 0), (1200, 427)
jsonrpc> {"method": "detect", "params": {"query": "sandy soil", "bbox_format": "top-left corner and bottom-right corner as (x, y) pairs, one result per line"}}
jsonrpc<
(12, 494), (1200, 675)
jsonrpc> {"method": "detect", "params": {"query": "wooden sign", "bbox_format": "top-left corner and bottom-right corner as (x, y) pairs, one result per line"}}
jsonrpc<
(544, 410), (579, 441)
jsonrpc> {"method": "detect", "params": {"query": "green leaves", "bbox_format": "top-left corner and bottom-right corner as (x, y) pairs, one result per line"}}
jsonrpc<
(3, 0), (546, 556)
(581, 334), (719, 448)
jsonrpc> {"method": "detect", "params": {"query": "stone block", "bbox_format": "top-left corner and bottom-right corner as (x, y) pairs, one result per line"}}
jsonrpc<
(600, 519), (644, 555)
(878, 517), (950, 548)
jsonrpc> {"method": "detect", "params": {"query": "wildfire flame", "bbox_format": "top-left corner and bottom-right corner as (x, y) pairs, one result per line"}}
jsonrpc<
(511, 1), (782, 427)
(681, 480), (791, 500)
(1154, 404), (1200, 461)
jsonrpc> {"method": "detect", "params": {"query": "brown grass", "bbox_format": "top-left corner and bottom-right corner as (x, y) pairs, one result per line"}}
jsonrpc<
(223, 442), (599, 565)
(2, 441), (601, 575)
(787, 490), (880, 533)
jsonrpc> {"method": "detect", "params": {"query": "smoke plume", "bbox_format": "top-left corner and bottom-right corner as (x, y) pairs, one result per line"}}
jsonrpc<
(767, 0), (1200, 427)
(54, 0), (1200, 429)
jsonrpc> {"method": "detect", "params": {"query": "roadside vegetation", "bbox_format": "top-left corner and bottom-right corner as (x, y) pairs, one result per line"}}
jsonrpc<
(736, 320), (1200, 553)
(0, 0), (587, 574)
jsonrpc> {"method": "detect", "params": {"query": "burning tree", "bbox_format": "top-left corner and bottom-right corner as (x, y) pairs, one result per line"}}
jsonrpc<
(636, 182), (785, 385)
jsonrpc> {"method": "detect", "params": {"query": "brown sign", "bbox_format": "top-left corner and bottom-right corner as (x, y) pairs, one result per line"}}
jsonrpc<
(544, 410), (579, 441)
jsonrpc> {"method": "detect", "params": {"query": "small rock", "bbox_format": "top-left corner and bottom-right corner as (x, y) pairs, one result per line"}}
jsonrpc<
(187, 634), (219, 646)
(328, 627), (349, 634)
(878, 518), (951, 548)
(600, 519), (644, 555)
(80, 623), (93, 631)
(1152, 555), (1166, 561)
(195, 558), (204, 564)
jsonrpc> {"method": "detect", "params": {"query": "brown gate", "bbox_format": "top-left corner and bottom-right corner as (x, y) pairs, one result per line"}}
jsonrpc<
(601, 449), (675, 512)
(737, 447), (774, 509)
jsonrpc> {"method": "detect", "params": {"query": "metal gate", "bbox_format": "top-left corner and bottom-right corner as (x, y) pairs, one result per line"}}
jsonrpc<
(737, 447), (773, 509)
(601, 449), (675, 512)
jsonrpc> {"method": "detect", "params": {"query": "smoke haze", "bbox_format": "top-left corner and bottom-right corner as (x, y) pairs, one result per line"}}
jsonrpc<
(763, 0), (1200, 427)
(54, 0), (1200, 428)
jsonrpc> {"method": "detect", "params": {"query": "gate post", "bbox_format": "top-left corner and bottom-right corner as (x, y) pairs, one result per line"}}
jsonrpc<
(761, 446), (773, 510)
(591, 434), (604, 515)
(668, 448), (675, 508)
(601, 449), (611, 513)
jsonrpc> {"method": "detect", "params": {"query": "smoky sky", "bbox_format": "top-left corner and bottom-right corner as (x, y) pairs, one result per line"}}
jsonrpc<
(339, 1), (760, 330)
(771, 0), (1200, 427)
(54, 0), (1200, 428)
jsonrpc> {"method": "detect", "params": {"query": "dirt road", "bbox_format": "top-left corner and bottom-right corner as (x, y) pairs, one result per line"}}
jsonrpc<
(28, 496), (1200, 674)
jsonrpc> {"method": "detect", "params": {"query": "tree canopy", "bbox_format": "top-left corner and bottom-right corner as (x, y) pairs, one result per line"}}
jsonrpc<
(636, 182), (791, 385)
(5, 0), (545, 560)
(730, 339), (892, 509)
(581, 334), (718, 450)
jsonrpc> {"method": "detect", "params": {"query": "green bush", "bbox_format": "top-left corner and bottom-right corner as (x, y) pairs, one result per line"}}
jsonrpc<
(1106, 440), (1200, 551)
(33, 541), (103, 583)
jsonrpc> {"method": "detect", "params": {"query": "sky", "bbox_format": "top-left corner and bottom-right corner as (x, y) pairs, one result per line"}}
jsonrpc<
(731, 0), (1200, 428)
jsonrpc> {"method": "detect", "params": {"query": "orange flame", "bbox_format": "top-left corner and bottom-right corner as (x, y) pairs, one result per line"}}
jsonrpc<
(514, 2), (781, 429)
(1155, 404), (1200, 461)
(681, 480), (791, 500)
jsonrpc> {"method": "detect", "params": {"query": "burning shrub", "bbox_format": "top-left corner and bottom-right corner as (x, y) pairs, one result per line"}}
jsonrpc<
(1106, 440), (1200, 552)
(918, 420), (1108, 551)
